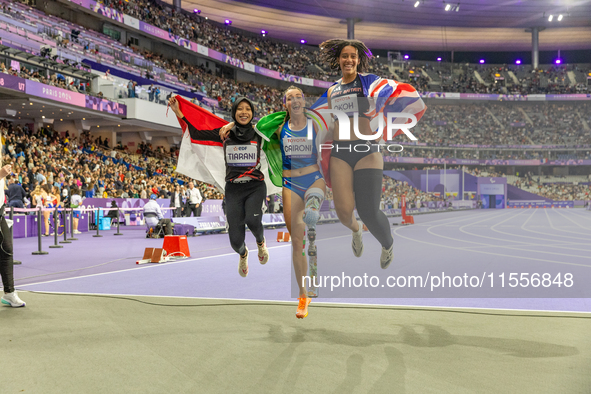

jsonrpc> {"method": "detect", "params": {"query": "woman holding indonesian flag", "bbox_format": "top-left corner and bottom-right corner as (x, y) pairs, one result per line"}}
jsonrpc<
(169, 95), (270, 278)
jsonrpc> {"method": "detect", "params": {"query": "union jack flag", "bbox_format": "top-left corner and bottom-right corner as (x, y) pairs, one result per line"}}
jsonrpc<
(308, 73), (427, 187)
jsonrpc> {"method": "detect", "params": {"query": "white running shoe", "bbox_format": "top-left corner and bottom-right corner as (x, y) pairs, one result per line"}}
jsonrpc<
(238, 247), (249, 277)
(257, 237), (269, 265)
(74, 230), (82, 234)
(351, 220), (364, 257)
(1, 292), (26, 307)
(380, 243), (394, 269)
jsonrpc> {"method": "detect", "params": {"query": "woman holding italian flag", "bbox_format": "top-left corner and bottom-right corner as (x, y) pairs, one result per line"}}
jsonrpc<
(220, 86), (326, 319)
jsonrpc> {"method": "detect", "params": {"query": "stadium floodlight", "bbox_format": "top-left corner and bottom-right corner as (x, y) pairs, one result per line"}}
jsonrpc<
(548, 14), (553, 21)
(414, 1), (420, 7)
(404, 54), (410, 59)
(555, 59), (562, 64)
(445, 3), (451, 11)
(558, 14), (563, 21)
(479, 59), (485, 64)
(300, 39), (307, 44)
(193, 9), (200, 14)
(455, 4), (460, 11)
(261, 30), (267, 36)
(437, 57), (442, 61)
(225, 19), (232, 25)
(515, 59), (521, 65)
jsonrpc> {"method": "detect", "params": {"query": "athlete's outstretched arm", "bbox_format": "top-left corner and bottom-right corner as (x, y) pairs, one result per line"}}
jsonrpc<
(169, 96), (222, 143)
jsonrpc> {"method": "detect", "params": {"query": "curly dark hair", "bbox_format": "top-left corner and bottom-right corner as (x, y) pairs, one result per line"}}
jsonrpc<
(319, 39), (373, 73)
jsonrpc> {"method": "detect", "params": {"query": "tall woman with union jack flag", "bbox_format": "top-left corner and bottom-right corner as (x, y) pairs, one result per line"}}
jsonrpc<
(168, 95), (270, 278)
(319, 39), (427, 269)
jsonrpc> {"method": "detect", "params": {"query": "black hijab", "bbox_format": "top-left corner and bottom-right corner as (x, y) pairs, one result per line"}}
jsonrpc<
(231, 97), (256, 142)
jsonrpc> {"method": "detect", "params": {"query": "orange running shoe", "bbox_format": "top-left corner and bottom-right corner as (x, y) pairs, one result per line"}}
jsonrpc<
(296, 297), (311, 319)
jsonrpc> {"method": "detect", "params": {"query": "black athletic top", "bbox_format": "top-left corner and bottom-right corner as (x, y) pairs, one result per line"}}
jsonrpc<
(181, 116), (264, 183)
(330, 74), (370, 119)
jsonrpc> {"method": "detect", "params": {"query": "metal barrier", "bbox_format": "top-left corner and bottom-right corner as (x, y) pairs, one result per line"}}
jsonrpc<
(11, 206), (179, 259)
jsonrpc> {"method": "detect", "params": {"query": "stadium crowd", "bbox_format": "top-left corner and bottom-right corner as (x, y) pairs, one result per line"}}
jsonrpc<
(0, 62), (90, 94)
(398, 103), (591, 147)
(85, 0), (590, 95)
(3, 0), (590, 119)
(0, 119), (224, 217)
(2, 0), (590, 206)
(381, 176), (448, 209)
(523, 183), (590, 201)
(507, 171), (591, 201)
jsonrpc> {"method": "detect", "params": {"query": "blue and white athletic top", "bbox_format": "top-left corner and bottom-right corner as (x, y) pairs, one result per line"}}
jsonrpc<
(280, 121), (317, 171)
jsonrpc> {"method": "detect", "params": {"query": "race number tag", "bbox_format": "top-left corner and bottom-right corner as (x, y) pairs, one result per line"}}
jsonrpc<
(226, 144), (257, 167)
(283, 136), (313, 159)
(331, 94), (359, 115)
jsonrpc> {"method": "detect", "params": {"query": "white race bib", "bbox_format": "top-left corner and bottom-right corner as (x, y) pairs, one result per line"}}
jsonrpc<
(226, 144), (258, 167)
(331, 94), (359, 114)
(283, 136), (313, 159)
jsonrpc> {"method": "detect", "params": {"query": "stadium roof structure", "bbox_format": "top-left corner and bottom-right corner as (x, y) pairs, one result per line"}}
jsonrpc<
(170, 0), (591, 50)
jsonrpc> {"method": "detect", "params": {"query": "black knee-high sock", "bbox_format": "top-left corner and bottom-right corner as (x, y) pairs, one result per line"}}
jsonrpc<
(354, 169), (393, 248)
(0, 217), (15, 293)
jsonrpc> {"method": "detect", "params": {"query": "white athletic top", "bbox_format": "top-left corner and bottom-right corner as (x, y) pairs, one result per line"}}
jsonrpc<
(71, 194), (83, 207)
(188, 188), (202, 204)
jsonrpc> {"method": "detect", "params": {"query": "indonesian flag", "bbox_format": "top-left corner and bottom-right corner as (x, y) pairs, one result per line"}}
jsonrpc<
(174, 96), (227, 192)
(173, 96), (280, 195)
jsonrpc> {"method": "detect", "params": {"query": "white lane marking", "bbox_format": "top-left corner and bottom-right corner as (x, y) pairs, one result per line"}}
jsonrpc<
(394, 217), (591, 269)
(15, 290), (591, 315)
(542, 209), (591, 239)
(454, 210), (591, 258)
(20, 244), (292, 287)
(553, 209), (591, 231)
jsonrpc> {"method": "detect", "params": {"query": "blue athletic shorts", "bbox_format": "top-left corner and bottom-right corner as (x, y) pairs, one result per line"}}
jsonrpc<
(283, 171), (323, 201)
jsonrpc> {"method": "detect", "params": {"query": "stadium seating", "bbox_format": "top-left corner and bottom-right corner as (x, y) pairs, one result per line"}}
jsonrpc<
(1, 0), (589, 203)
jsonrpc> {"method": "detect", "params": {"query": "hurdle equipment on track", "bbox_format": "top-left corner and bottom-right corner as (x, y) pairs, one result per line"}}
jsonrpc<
(276, 231), (290, 242)
(162, 235), (190, 257)
(401, 195), (415, 225)
(136, 235), (190, 264)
